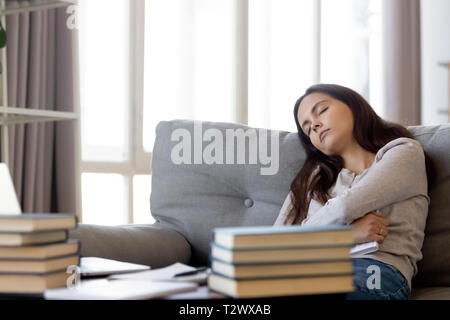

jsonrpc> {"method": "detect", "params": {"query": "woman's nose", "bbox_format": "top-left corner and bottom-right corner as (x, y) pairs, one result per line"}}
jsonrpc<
(312, 122), (322, 131)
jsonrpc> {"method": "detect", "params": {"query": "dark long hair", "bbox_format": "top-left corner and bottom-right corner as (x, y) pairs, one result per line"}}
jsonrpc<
(287, 83), (435, 225)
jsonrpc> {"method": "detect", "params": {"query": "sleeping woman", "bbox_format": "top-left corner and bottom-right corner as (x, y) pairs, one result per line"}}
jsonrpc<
(274, 84), (434, 300)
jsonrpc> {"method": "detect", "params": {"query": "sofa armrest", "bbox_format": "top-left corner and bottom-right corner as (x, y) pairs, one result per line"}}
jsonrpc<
(68, 224), (191, 268)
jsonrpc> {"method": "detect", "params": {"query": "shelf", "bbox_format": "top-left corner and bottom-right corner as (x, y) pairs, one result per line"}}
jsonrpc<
(0, 1), (74, 16)
(0, 107), (78, 125)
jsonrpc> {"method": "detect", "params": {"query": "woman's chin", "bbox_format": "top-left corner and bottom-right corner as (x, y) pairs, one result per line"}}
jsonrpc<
(315, 145), (329, 155)
(318, 143), (336, 156)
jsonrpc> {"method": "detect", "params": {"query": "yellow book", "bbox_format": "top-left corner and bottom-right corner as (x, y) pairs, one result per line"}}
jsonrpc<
(0, 271), (70, 294)
(211, 259), (353, 279)
(213, 225), (353, 249)
(0, 230), (68, 246)
(208, 273), (354, 298)
(0, 213), (77, 233)
(211, 243), (351, 264)
(0, 240), (79, 259)
(0, 255), (79, 274)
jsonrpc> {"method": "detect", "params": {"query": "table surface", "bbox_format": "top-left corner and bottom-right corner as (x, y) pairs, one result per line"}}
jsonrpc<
(79, 276), (227, 300)
(54, 276), (226, 300)
(0, 275), (348, 300)
(162, 285), (227, 299)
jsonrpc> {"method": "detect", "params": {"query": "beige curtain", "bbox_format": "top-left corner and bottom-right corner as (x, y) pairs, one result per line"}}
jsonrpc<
(0, 1), (76, 214)
(382, 0), (422, 126)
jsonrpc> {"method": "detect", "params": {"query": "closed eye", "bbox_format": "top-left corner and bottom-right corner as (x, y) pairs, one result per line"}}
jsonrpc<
(307, 107), (328, 136)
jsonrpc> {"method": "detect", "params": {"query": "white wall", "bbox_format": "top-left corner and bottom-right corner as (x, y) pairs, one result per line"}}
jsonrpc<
(420, 0), (450, 125)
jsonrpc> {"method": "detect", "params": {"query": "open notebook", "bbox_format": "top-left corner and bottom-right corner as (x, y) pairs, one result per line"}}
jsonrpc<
(80, 257), (151, 277)
(45, 262), (202, 300)
(108, 262), (210, 284)
(44, 279), (198, 300)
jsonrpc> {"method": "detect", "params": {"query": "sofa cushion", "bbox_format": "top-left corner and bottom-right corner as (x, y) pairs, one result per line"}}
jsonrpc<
(151, 120), (450, 288)
(407, 125), (450, 287)
(69, 224), (191, 268)
(151, 120), (304, 265)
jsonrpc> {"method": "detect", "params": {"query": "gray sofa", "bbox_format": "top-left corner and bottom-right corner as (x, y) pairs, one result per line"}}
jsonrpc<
(70, 120), (450, 300)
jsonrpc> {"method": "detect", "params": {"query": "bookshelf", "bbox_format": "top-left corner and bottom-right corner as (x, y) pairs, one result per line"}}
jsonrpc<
(0, 0), (78, 166)
(0, 0), (81, 222)
(1, 0), (71, 15)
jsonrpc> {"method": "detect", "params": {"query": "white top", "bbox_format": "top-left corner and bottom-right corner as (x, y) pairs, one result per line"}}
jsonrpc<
(274, 137), (431, 289)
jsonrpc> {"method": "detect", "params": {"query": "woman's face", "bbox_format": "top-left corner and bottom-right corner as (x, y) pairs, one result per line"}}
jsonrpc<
(297, 92), (355, 156)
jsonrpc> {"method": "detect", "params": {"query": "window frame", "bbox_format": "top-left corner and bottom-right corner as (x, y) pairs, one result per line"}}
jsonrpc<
(79, 0), (150, 225)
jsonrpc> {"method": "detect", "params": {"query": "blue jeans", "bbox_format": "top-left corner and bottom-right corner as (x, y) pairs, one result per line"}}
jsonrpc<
(346, 258), (411, 300)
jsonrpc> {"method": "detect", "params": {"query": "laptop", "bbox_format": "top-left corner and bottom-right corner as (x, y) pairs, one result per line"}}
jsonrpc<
(0, 163), (22, 215)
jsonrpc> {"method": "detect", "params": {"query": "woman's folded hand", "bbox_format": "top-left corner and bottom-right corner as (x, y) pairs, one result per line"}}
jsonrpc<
(350, 211), (389, 244)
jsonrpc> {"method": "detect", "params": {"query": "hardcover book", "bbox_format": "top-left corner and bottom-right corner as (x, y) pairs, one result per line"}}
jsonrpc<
(211, 259), (353, 279)
(0, 239), (80, 260)
(207, 272), (354, 298)
(0, 240), (80, 259)
(210, 242), (352, 264)
(0, 255), (79, 274)
(0, 271), (70, 294)
(0, 230), (68, 246)
(0, 213), (77, 232)
(212, 225), (353, 249)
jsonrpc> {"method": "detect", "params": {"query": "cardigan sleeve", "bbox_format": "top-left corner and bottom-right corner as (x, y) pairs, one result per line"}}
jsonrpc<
(273, 166), (321, 226)
(302, 138), (430, 226)
(273, 191), (294, 226)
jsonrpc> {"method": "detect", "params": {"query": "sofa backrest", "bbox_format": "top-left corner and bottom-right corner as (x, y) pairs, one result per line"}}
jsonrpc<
(407, 125), (450, 287)
(150, 120), (450, 287)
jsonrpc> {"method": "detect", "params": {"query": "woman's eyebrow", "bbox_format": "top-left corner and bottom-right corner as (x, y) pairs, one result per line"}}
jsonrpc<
(301, 99), (328, 130)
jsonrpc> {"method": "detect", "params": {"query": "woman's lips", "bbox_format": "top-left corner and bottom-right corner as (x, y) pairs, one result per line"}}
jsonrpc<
(320, 129), (330, 142)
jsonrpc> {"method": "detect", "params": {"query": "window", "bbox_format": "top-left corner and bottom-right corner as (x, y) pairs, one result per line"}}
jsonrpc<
(79, 0), (154, 225)
(248, 0), (317, 133)
(143, 0), (237, 152)
(78, 0), (383, 225)
(321, 0), (383, 117)
(248, 0), (383, 132)
(79, 0), (130, 163)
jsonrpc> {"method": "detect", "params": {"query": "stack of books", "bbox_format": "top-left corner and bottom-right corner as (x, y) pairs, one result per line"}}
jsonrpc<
(0, 213), (79, 295)
(207, 225), (355, 298)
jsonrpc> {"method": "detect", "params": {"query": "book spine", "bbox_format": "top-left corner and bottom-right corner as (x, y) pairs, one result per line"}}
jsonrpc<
(0, 253), (80, 262)
(0, 228), (75, 235)
(209, 257), (353, 266)
(210, 256), (353, 266)
(209, 270), (355, 281)
(0, 265), (78, 276)
(210, 241), (353, 251)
